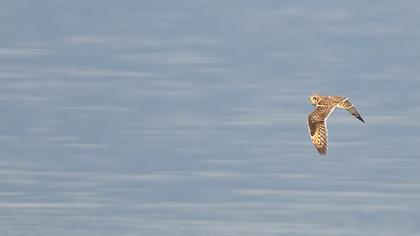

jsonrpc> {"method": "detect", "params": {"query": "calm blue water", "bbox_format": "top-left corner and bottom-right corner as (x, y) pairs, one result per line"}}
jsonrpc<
(1, 1), (420, 235)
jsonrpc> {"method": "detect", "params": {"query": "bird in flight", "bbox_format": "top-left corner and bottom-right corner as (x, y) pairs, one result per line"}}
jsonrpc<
(307, 93), (365, 155)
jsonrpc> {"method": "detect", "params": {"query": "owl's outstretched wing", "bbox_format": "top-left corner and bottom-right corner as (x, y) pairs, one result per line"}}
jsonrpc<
(308, 105), (334, 155)
(336, 99), (365, 123)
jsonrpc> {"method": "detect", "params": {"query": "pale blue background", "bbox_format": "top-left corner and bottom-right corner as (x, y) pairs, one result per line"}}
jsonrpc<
(1, 1), (420, 235)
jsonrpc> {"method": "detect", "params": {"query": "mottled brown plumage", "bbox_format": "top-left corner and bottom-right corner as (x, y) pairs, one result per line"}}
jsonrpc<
(308, 94), (364, 155)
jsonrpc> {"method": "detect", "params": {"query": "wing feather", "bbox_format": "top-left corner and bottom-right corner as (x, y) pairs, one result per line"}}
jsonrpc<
(308, 105), (334, 155)
(310, 121), (328, 154)
(337, 99), (365, 123)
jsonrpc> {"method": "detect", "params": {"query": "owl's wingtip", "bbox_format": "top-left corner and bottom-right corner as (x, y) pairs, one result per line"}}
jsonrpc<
(355, 114), (365, 123)
(317, 149), (327, 155)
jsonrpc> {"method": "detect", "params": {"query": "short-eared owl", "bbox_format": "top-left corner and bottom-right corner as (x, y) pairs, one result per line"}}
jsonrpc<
(308, 94), (365, 155)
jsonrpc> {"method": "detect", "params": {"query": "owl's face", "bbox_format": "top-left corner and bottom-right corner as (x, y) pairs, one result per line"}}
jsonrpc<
(309, 94), (321, 106)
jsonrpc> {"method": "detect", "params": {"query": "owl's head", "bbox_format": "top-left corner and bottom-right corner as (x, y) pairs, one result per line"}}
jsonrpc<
(309, 93), (321, 106)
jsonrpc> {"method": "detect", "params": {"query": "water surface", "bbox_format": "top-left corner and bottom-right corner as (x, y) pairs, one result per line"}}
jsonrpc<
(1, 1), (420, 235)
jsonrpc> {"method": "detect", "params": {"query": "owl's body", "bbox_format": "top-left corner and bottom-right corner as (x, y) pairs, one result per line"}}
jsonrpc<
(308, 94), (364, 155)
